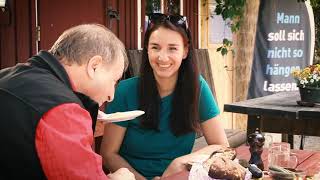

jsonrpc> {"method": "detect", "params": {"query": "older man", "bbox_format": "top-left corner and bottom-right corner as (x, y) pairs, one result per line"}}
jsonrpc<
(0, 24), (134, 180)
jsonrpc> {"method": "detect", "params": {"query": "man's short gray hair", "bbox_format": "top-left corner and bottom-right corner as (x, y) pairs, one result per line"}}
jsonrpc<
(49, 24), (128, 70)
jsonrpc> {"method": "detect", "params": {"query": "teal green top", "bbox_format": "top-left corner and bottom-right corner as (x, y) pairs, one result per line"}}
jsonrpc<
(105, 76), (220, 179)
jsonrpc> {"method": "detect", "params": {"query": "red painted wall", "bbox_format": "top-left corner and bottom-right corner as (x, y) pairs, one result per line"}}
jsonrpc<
(0, 0), (34, 69)
(0, 0), (199, 69)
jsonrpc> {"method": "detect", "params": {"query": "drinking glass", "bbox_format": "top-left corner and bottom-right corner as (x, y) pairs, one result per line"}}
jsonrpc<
(268, 142), (298, 169)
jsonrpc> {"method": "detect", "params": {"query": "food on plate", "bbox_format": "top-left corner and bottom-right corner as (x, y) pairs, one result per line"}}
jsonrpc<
(209, 146), (237, 160)
(187, 146), (246, 180)
(269, 166), (306, 180)
(206, 156), (246, 180)
(202, 147), (237, 170)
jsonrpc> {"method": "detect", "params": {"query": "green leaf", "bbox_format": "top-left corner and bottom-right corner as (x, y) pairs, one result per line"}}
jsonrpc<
(217, 47), (223, 52)
(231, 25), (237, 32)
(223, 38), (229, 44)
(215, 6), (223, 15)
(236, 22), (241, 29)
(222, 10), (228, 19)
(221, 48), (228, 55)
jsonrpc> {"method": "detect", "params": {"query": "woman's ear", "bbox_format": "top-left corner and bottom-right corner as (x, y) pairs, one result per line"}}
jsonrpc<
(87, 55), (103, 79)
(183, 45), (189, 59)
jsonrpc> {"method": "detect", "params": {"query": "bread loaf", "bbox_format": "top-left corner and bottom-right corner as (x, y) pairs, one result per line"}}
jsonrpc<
(207, 156), (246, 180)
(202, 147), (246, 180)
(210, 147), (237, 160)
(187, 146), (246, 180)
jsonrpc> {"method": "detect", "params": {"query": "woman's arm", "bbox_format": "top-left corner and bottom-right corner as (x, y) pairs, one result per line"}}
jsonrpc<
(201, 115), (229, 146)
(161, 144), (226, 178)
(100, 123), (146, 180)
(162, 116), (229, 177)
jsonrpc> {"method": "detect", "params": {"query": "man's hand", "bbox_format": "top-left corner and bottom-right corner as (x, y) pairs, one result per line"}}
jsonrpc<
(107, 168), (135, 180)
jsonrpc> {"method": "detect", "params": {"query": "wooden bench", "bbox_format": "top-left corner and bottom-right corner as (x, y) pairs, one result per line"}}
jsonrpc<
(192, 129), (247, 151)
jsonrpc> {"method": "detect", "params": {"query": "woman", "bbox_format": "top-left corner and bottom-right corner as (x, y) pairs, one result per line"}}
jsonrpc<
(100, 13), (229, 180)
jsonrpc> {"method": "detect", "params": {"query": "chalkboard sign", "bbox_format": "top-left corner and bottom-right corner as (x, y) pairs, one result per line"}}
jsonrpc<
(248, 0), (314, 99)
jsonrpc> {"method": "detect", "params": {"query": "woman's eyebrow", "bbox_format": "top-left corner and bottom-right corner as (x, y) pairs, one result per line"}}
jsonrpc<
(168, 43), (179, 47)
(149, 42), (159, 46)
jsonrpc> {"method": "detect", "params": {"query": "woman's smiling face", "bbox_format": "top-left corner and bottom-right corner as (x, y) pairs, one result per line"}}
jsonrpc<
(147, 27), (188, 81)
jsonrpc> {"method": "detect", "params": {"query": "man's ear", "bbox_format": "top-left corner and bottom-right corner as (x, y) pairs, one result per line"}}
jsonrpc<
(87, 55), (103, 79)
(183, 45), (189, 59)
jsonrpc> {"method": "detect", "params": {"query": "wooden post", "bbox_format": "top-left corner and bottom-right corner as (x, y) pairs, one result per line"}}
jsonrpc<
(233, 0), (261, 130)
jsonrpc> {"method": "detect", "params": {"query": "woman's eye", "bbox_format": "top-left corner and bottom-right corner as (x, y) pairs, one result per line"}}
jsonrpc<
(151, 46), (159, 50)
(169, 47), (177, 51)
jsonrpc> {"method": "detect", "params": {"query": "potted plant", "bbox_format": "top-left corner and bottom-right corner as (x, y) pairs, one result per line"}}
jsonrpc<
(292, 64), (320, 103)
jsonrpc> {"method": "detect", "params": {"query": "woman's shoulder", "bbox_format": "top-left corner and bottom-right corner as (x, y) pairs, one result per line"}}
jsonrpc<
(198, 75), (208, 86)
(118, 76), (140, 89)
(109, 76), (140, 111)
(197, 75), (214, 98)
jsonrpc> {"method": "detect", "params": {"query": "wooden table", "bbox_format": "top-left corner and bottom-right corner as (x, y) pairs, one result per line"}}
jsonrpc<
(162, 146), (320, 180)
(236, 146), (320, 176)
(223, 91), (320, 149)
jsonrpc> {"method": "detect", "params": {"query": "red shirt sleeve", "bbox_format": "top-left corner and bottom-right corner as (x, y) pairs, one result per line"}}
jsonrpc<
(35, 103), (108, 180)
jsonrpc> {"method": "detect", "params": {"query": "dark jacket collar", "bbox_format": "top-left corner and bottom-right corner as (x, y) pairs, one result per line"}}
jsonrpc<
(28, 50), (73, 89)
(27, 51), (99, 130)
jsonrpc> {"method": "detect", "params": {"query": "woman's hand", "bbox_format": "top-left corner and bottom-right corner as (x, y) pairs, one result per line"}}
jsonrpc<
(161, 144), (228, 178)
(161, 157), (188, 178)
(107, 168), (136, 180)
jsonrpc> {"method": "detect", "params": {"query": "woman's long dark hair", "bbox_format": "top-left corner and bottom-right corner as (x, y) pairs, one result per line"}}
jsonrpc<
(139, 20), (200, 136)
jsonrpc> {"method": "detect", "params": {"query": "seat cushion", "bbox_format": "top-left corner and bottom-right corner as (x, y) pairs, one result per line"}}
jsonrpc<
(192, 129), (247, 151)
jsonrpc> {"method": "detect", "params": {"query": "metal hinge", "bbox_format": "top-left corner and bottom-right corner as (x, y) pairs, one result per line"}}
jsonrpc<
(36, 26), (40, 42)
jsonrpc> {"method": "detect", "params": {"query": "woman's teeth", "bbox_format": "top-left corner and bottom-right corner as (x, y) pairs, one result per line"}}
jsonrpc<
(158, 64), (170, 68)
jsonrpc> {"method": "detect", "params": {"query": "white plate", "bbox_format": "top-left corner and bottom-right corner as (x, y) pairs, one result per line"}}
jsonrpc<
(97, 110), (145, 123)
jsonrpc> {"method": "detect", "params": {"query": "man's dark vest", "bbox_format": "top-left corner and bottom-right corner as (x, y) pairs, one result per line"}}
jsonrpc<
(0, 51), (98, 179)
